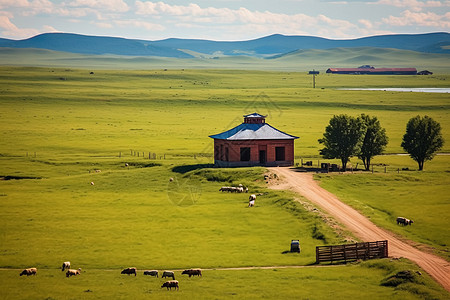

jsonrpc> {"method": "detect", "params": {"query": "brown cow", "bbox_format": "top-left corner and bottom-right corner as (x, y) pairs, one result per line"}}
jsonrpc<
(66, 268), (81, 277)
(161, 280), (179, 290)
(182, 268), (202, 277)
(121, 267), (137, 276)
(19, 268), (37, 276)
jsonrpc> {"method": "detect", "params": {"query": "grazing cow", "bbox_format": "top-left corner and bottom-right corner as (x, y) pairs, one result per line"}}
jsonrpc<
(161, 280), (179, 290)
(182, 268), (202, 277)
(162, 271), (175, 280)
(19, 268), (37, 276)
(397, 217), (414, 226)
(66, 268), (81, 277)
(61, 261), (70, 271)
(121, 267), (137, 276)
(249, 194), (256, 201)
(143, 270), (158, 277)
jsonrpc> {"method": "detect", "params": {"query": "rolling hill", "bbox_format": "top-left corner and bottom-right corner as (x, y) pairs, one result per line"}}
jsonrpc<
(1, 46), (449, 72)
(0, 32), (449, 58)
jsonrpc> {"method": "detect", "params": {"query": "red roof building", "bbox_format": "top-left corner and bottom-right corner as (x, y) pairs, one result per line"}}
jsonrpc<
(209, 113), (298, 167)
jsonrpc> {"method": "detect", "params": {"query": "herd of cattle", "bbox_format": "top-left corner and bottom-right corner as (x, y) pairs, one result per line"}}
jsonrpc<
(218, 184), (261, 207)
(18, 183), (414, 293)
(19, 261), (202, 291)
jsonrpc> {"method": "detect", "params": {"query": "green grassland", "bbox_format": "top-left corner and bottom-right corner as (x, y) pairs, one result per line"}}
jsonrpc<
(0, 67), (449, 299)
(315, 156), (450, 260)
(1, 47), (449, 72)
(1, 259), (446, 299)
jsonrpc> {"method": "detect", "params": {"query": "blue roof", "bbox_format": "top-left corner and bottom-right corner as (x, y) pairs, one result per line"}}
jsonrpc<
(209, 122), (299, 140)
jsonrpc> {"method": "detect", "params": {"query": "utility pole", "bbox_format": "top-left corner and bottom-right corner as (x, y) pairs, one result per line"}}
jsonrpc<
(309, 70), (319, 88)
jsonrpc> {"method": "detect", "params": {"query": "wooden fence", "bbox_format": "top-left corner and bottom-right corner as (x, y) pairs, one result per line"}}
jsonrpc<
(316, 240), (388, 264)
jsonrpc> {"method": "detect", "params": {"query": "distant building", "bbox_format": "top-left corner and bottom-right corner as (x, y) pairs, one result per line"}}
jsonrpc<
(326, 67), (417, 75)
(209, 113), (298, 167)
(417, 70), (433, 75)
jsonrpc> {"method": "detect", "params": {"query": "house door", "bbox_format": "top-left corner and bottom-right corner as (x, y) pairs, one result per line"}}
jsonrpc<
(259, 150), (266, 164)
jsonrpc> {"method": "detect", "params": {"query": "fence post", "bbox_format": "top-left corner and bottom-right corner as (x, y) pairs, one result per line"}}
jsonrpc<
(316, 247), (319, 264)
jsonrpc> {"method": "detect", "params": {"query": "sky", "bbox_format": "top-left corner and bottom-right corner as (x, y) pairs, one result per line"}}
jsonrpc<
(0, 0), (449, 41)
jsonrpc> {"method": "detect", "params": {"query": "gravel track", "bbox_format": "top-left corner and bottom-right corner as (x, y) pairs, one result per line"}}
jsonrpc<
(269, 167), (450, 292)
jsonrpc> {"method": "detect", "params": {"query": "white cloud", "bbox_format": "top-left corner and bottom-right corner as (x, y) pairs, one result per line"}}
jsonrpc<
(375, 0), (448, 12)
(382, 9), (450, 27)
(0, 15), (39, 38)
(359, 19), (374, 29)
(114, 20), (165, 31)
(0, 0), (30, 8)
(69, 0), (129, 13)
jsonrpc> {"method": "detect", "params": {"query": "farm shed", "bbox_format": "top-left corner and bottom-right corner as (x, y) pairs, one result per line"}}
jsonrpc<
(326, 67), (417, 75)
(209, 113), (298, 167)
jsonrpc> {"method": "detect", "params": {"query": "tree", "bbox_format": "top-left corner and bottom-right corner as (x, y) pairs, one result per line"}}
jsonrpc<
(401, 115), (444, 171)
(318, 114), (364, 171)
(358, 114), (389, 171)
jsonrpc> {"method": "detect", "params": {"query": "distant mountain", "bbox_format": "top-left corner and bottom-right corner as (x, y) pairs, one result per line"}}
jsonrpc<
(0, 33), (194, 58)
(0, 32), (449, 58)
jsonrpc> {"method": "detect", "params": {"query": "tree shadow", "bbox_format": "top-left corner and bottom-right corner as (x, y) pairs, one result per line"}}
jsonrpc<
(171, 164), (215, 174)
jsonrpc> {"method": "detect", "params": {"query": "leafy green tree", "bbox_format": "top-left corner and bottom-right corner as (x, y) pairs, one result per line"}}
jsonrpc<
(401, 115), (444, 171)
(358, 114), (389, 171)
(318, 114), (364, 171)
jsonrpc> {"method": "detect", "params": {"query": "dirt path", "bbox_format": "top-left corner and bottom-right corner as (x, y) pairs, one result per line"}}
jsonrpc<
(269, 167), (450, 292)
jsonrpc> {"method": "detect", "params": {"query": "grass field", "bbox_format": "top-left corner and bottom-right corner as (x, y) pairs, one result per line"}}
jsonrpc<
(0, 67), (449, 299)
(315, 155), (450, 260)
(1, 47), (450, 72)
(1, 259), (446, 299)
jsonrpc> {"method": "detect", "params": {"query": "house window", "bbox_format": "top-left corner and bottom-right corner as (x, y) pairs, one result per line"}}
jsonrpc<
(275, 147), (285, 161)
(240, 147), (251, 161)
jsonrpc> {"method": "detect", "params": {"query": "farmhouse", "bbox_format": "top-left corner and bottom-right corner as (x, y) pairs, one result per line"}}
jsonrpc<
(326, 66), (417, 75)
(209, 113), (298, 167)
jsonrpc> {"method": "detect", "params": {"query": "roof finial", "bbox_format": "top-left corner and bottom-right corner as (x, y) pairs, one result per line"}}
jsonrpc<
(243, 113), (266, 124)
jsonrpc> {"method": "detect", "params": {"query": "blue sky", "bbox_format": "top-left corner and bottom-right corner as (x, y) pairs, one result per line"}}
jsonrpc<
(0, 0), (448, 40)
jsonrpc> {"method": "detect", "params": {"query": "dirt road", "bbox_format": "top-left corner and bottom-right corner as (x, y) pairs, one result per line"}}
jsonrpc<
(269, 167), (450, 292)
